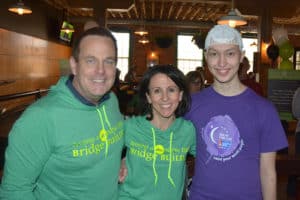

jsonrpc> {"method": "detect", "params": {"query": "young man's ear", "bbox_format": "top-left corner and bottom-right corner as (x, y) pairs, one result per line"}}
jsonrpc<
(240, 51), (245, 63)
(69, 57), (78, 75)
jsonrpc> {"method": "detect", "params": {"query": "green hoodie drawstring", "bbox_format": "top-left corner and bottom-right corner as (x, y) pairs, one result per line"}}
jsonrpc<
(168, 131), (175, 187)
(151, 128), (158, 185)
(96, 105), (111, 157)
(151, 127), (175, 187)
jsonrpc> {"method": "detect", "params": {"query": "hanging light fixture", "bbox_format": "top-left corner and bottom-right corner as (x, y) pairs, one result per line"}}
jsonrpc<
(217, 0), (247, 28)
(134, 26), (148, 36)
(138, 35), (149, 44)
(8, 0), (32, 15)
(134, 3), (148, 36)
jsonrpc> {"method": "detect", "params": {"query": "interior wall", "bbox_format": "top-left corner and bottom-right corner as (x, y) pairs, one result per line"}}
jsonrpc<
(132, 26), (177, 77)
(0, 28), (71, 96)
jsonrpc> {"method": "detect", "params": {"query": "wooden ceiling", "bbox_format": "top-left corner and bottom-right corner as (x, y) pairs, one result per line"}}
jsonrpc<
(42, 0), (300, 33)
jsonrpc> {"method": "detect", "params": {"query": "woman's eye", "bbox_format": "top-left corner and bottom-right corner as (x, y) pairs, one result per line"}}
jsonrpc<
(153, 89), (161, 94)
(168, 87), (179, 93)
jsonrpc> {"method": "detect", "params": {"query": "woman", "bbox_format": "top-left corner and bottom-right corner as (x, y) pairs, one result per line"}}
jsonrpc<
(118, 65), (196, 200)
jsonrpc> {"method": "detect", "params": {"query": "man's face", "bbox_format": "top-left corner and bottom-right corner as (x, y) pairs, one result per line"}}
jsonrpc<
(70, 35), (116, 104)
(205, 44), (244, 85)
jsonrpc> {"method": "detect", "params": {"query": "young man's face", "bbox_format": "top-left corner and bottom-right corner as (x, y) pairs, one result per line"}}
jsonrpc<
(70, 35), (116, 104)
(205, 44), (244, 85)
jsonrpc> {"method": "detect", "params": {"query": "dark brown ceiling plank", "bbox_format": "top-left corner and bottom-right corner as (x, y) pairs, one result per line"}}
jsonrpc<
(167, 1), (175, 20)
(159, 1), (165, 20)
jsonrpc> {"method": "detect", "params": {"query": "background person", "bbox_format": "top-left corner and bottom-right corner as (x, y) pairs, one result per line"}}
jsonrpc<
(186, 70), (205, 94)
(185, 25), (288, 200)
(0, 27), (124, 200)
(238, 56), (263, 96)
(118, 65), (196, 200)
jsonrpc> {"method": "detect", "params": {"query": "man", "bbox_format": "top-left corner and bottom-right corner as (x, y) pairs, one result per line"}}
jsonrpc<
(0, 27), (124, 199)
(185, 25), (288, 200)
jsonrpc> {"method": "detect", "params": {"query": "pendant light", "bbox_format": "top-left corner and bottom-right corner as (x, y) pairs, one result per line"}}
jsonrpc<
(134, 1), (148, 36)
(8, 0), (32, 15)
(138, 35), (149, 44)
(217, 0), (247, 28)
(134, 26), (148, 36)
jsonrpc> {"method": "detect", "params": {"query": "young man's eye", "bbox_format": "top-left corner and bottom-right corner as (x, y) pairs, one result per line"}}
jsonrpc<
(208, 52), (217, 57)
(227, 51), (235, 56)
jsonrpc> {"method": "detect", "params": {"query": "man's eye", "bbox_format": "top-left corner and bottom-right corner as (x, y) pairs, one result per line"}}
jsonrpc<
(104, 59), (116, 66)
(86, 58), (96, 64)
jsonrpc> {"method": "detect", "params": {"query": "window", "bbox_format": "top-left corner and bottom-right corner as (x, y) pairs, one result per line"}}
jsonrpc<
(294, 48), (300, 70)
(111, 31), (130, 80)
(177, 34), (203, 74)
(242, 38), (258, 72)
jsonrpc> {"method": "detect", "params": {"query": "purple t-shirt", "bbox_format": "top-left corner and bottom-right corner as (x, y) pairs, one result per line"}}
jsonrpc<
(185, 86), (288, 200)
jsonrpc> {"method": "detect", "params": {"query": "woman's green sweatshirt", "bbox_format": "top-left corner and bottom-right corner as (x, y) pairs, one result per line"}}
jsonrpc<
(0, 76), (124, 200)
(119, 116), (196, 200)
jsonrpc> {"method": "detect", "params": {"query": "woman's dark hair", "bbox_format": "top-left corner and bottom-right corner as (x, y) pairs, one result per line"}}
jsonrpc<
(138, 65), (191, 120)
(71, 27), (118, 62)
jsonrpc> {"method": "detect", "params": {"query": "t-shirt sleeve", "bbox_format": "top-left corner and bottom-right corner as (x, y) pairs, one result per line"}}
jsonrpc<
(259, 103), (288, 153)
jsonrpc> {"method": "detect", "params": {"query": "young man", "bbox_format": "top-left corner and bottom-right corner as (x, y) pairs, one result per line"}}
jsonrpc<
(0, 27), (124, 199)
(185, 25), (288, 200)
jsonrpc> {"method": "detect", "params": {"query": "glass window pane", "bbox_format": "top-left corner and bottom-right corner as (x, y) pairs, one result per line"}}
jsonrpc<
(177, 35), (203, 74)
(296, 51), (300, 70)
(242, 38), (258, 72)
(112, 32), (130, 80)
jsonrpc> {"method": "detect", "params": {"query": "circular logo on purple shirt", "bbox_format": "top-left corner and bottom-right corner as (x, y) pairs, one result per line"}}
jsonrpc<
(202, 115), (240, 158)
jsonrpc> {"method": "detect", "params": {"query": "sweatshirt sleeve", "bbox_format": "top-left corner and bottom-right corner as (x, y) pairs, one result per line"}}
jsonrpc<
(188, 122), (197, 157)
(0, 106), (54, 199)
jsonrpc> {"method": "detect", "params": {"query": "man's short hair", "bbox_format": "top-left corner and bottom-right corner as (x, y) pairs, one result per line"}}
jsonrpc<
(205, 25), (243, 50)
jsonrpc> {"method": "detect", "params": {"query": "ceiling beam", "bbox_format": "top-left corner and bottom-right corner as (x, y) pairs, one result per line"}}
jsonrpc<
(106, 18), (215, 29)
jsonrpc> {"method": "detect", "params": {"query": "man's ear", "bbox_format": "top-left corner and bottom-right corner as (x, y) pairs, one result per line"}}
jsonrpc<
(204, 51), (208, 61)
(240, 51), (245, 63)
(69, 57), (78, 75)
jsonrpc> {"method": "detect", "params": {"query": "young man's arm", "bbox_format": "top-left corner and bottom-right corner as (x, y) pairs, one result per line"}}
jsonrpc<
(260, 152), (277, 200)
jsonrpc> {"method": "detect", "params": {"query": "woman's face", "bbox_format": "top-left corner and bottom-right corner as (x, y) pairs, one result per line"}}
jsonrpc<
(146, 73), (183, 120)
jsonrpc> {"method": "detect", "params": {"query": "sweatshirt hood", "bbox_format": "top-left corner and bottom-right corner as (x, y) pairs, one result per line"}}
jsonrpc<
(48, 76), (110, 109)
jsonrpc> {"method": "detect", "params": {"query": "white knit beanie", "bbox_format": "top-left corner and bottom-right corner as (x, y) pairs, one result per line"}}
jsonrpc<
(205, 25), (243, 50)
